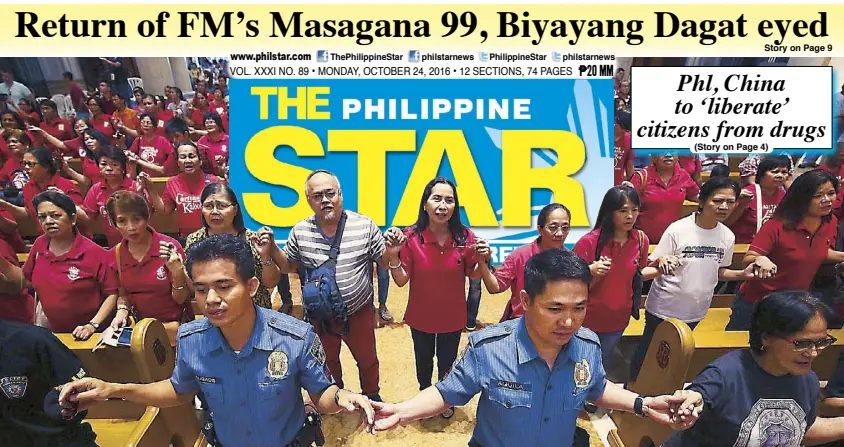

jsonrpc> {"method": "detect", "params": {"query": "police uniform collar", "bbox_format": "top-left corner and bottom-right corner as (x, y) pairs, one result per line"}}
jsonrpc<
(201, 305), (265, 356)
(515, 317), (539, 365)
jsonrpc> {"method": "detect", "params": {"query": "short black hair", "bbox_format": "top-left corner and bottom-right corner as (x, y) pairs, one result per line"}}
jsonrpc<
(26, 147), (58, 176)
(755, 157), (790, 184)
(709, 164), (730, 179)
(523, 249), (591, 302)
(62, 71), (73, 80)
(32, 190), (77, 220)
(698, 177), (739, 212)
(164, 117), (189, 135)
(749, 290), (832, 354)
(185, 233), (255, 282)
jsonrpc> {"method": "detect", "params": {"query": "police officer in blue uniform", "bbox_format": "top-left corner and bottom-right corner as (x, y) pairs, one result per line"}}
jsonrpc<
(371, 249), (703, 446)
(60, 234), (375, 447)
(0, 319), (96, 446)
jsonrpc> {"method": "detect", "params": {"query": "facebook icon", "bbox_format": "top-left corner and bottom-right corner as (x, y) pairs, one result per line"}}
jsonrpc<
(317, 50), (330, 62)
(408, 50), (421, 63)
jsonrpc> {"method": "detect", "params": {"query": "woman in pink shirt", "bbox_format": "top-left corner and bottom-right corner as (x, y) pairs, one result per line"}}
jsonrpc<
(475, 202), (571, 321)
(725, 157), (789, 244)
(129, 112), (177, 177)
(628, 153), (700, 243)
(196, 112), (229, 176)
(148, 141), (220, 239)
(384, 177), (480, 418)
(572, 186), (663, 368)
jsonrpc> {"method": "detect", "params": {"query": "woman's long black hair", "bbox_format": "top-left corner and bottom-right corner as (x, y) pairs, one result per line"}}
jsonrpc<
(411, 177), (468, 246)
(592, 185), (641, 258)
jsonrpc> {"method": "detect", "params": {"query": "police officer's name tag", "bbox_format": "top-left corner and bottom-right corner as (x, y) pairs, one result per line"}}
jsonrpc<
(1, 376), (27, 399)
(495, 380), (531, 392)
(197, 376), (221, 384)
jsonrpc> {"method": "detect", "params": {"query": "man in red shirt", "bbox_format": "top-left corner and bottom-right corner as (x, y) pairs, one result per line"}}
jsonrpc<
(63, 71), (88, 119)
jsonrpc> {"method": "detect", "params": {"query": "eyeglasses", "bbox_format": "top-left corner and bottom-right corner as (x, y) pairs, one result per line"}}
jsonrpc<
(782, 335), (837, 352)
(310, 190), (337, 201)
(543, 224), (570, 235)
(22, 161), (37, 168)
(203, 202), (233, 211)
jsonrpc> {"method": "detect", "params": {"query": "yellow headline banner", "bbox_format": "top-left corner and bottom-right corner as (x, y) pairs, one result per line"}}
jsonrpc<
(1, 4), (841, 56)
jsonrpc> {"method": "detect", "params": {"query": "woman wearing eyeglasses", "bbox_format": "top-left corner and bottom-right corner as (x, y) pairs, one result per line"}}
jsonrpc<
(663, 290), (844, 446)
(184, 183), (287, 312)
(728, 169), (844, 331)
(383, 177), (480, 417)
(475, 203), (572, 322)
(147, 141), (220, 241)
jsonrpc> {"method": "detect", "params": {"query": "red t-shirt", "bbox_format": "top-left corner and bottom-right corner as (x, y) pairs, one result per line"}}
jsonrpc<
(0, 238), (34, 324)
(109, 229), (188, 322)
(739, 216), (838, 304)
(0, 157), (28, 190)
(728, 185), (786, 244)
(211, 100), (228, 116)
(197, 133), (229, 175)
(0, 208), (26, 253)
(23, 234), (118, 332)
(0, 130), (35, 160)
(39, 118), (73, 142)
(83, 177), (139, 247)
(496, 239), (542, 322)
(60, 136), (84, 158)
(399, 227), (478, 333)
(677, 155), (702, 181)
(153, 110), (175, 137)
(613, 132), (632, 185)
(79, 151), (104, 186)
(163, 173), (218, 237)
(131, 135), (177, 177)
(573, 228), (649, 333)
(631, 165), (700, 243)
(89, 114), (116, 140)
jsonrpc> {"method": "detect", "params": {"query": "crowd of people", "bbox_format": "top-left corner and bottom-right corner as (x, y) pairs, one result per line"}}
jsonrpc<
(2, 65), (844, 447)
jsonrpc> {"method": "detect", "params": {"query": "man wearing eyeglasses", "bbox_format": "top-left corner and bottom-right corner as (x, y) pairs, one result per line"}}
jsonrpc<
(263, 169), (394, 402)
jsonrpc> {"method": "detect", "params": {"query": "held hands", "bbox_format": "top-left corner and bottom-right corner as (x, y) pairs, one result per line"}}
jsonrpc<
(641, 392), (703, 430)
(369, 400), (402, 432)
(135, 172), (151, 194)
(334, 390), (375, 433)
(253, 226), (277, 259)
(474, 238), (491, 263)
(383, 227), (405, 257)
(58, 378), (113, 411)
(657, 255), (681, 276)
(750, 257), (777, 279)
(590, 257), (612, 277)
(738, 188), (754, 203)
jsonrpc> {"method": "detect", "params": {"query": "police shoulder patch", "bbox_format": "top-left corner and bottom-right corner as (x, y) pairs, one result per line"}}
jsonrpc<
(309, 335), (326, 366)
(470, 321), (515, 347)
(178, 318), (212, 338)
(1, 376), (28, 399)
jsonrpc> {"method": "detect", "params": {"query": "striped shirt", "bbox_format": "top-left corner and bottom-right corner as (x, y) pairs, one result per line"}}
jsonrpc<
(284, 211), (385, 314)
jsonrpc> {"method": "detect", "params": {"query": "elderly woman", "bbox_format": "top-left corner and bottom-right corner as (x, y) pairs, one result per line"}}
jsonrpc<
(628, 153), (700, 243)
(23, 191), (118, 340)
(184, 182), (290, 313)
(664, 290), (844, 446)
(147, 141), (220, 240)
(107, 191), (192, 335)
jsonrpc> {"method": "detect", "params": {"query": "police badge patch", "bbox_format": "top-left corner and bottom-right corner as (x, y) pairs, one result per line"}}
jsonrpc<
(573, 360), (591, 389)
(267, 351), (289, 379)
(1, 376), (28, 399)
(310, 337), (326, 366)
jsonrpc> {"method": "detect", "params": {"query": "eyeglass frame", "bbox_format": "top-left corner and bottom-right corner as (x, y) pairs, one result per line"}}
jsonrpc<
(202, 201), (234, 212)
(542, 223), (571, 235)
(780, 335), (837, 352)
(309, 190), (338, 201)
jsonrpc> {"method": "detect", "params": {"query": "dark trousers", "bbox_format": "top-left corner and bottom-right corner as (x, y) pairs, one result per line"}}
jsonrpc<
(375, 263), (389, 306)
(410, 327), (462, 390)
(278, 273), (293, 307)
(630, 311), (699, 382)
(466, 278), (482, 326)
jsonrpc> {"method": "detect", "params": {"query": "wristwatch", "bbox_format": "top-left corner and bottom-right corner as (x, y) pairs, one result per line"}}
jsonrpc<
(633, 396), (646, 418)
(87, 321), (100, 330)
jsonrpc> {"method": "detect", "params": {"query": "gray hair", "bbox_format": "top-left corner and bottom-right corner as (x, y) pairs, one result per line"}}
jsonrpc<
(305, 169), (342, 195)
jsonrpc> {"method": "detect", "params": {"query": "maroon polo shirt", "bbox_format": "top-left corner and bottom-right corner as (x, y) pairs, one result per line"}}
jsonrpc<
(163, 173), (218, 237)
(131, 135), (177, 177)
(0, 238), (34, 324)
(573, 228), (648, 333)
(23, 234), (118, 332)
(82, 177), (139, 247)
(399, 227), (478, 334)
(109, 229), (188, 322)
(631, 165), (700, 243)
(496, 239), (543, 322)
(728, 185), (785, 244)
(740, 216), (838, 304)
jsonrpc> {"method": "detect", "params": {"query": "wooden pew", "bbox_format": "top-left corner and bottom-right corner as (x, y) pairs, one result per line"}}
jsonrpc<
(611, 320), (844, 447)
(700, 171), (741, 183)
(648, 244), (749, 270)
(637, 293), (733, 309)
(58, 318), (204, 447)
(623, 308), (732, 337)
(19, 176), (178, 237)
